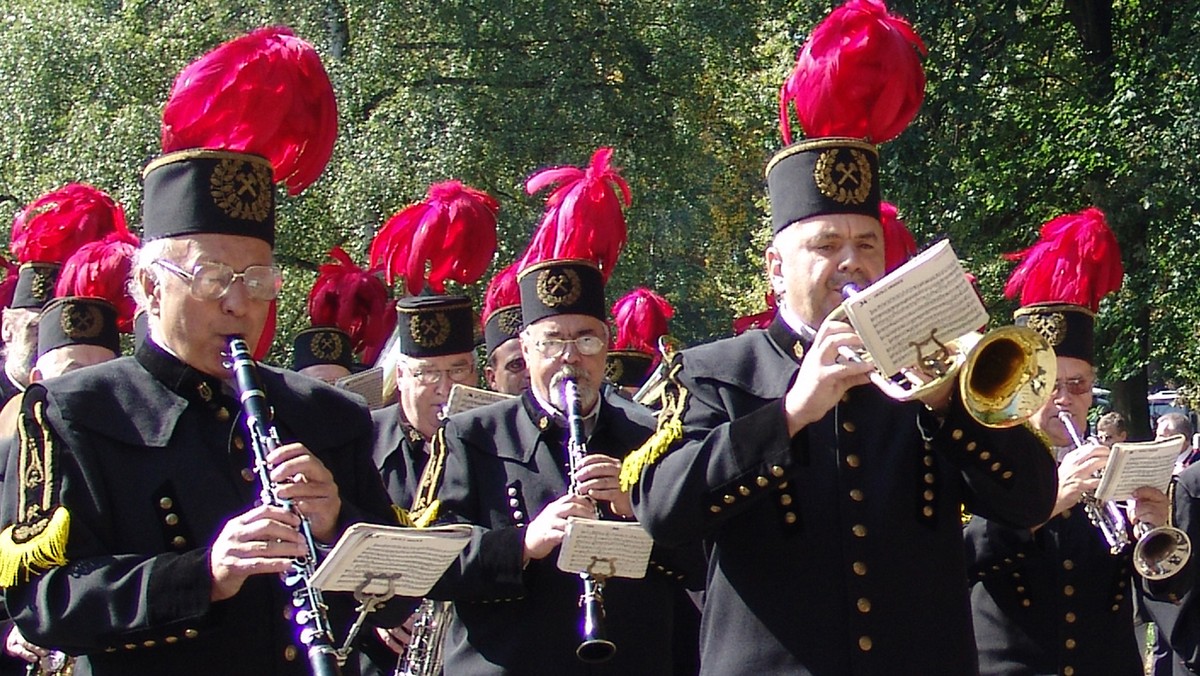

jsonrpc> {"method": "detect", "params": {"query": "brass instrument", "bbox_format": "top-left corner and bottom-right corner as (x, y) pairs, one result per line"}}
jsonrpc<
(26, 652), (72, 676)
(835, 283), (1057, 429)
(632, 336), (681, 407)
(393, 599), (451, 676)
(1058, 411), (1192, 580)
(562, 377), (618, 663)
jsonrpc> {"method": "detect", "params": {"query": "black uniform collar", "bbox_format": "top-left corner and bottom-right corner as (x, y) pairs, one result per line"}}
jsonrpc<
(767, 316), (812, 364)
(135, 339), (229, 409)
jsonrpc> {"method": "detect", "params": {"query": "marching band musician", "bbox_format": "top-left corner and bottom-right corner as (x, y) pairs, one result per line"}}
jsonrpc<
(0, 28), (410, 675)
(964, 207), (1162, 675)
(413, 150), (704, 674)
(1142, 458), (1200, 675)
(481, 263), (530, 396)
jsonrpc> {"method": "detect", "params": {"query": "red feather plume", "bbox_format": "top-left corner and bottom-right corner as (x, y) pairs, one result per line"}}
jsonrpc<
(308, 247), (397, 365)
(611, 288), (673, 363)
(482, 261), (521, 325)
(518, 147), (631, 282)
(11, 184), (129, 264)
(161, 26), (337, 195)
(779, 0), (927, 145)
(733, 292), (779, 335)
(1003, 207), (1123, 313)
(880, 201), (917, 272)
(369, 181), (499, 297)
(54, 232), (141, 333)
(0, 255), (17, 309)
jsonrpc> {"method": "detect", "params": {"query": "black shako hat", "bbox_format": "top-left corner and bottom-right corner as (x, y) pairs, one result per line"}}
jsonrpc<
(11, 263), (61, 310)
(395, 294), (476, 358)
(518, 259), (606, 327)
(292, 326), (355, 371)
(484, 305), (523, 357)
(36, 296), (120, 357)
(765, 137), (881, 235)
(141, 150), (277, 246)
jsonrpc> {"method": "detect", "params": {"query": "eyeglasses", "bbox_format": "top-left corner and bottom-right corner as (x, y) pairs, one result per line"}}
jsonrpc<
(1051, 377), (1093, 396)
(530, 335), (606, 358)
(501, 357), (527, 374)
(408, 365), (475, 386)
(154, 259), (283, 302)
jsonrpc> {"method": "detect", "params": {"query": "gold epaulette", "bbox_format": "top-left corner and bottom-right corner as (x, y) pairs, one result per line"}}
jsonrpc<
(0, 390), (70, 587)
(408, 426), (447, 528)
(620, 355), (689, 493)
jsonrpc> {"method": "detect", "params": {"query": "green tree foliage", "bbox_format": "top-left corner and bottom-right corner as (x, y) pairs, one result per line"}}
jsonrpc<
(1, 0), (1198, 435)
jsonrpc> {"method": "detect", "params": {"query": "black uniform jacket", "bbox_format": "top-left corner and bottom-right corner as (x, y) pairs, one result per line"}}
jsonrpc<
(371, 402), (429, 508)
(965, 503), (1143, 675)
(0, 341), (407, 676)
(632, 319), (1058, 676)
(1141, 462), (1200, 675)
(424, 386), (704, 675)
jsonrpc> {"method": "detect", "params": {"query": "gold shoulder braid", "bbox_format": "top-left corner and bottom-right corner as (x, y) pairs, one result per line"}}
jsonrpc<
(620, 353), (690, 493)
(408, 426), (448, 528)
(0, 389), (70, 586)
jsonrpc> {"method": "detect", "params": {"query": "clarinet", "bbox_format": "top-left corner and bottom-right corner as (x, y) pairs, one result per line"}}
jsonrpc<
(226, 337), (342, 676)
(562, 377), (617, 664)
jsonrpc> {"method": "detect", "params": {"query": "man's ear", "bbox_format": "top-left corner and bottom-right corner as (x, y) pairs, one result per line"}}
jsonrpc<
(136, 267), (161, 315)
(0, 310), (13, 344)
(765, 246), (786, 297)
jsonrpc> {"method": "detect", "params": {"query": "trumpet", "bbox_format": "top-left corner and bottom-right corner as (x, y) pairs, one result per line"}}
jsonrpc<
(562, 377), (618, 664)
(632, 335), (681, 406)
(834, 283), (1057, 428)
(1057, 411), (1192, 580)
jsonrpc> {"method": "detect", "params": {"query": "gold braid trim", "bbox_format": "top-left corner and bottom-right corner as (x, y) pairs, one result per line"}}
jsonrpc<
(619, 358), (689, 493)
(408, 427), (448, 528)
(0, 399), (70, 586)
(391, 504), (415, 528)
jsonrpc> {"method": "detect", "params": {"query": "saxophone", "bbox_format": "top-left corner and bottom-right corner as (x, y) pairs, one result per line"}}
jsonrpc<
(392, 599), (452, 676)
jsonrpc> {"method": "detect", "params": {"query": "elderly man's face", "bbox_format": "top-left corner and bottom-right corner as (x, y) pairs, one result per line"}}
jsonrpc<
(144, 234), (274, 379)
(32, 344), (118, 382)
(299, 363), (352, 384)
(520, 314), (608, 413)
(767, 213), (886, 327)
(485, 338), (529, 395)
(397, 352), (476, 439)
(1, 307), (39, 387)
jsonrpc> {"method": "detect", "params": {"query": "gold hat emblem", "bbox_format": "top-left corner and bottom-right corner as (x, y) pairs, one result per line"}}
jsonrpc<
(60, 302), (103, 339)
(309, 331), (345, 361)
(210, 158), (272, 223)
(1026, 312), (1067, 347)
(605, 356), (624, 383)
(536, 268), (582, 308)
(410, 311), (451, 348)
(814, 148), (873, 205)
(497, 307), (522, 336)
(30, 268), (54, 303)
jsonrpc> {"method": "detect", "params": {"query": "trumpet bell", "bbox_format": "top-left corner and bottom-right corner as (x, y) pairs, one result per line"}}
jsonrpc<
(959, 325), (1057, 429)
(1134, 525), (1192, 580)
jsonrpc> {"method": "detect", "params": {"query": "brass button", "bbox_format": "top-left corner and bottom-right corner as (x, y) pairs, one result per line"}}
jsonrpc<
(124, 643), (137, 650)
(513, 510), (524, 520)
(846, 455), (860, 468)
(842, 421), (856, 433)
(852, 561), (867, 576)
(923, 455), (934, 467)
(507, 487), (518, 496)
(241, 468), (255, 482)
(770, 465), (785, 477)
(922, 506), (933, 517)
(1065, 638), (1076, 649)
(184, 629), (199, 639)
(216, 408), (231, 422)
(990, 462), (1001, 471)
(165, 513), (179, 526)
(143, 640), (156, 648)
(1064, 668), (1075, 676)
(1063, 559), (1074, 571)
(852, 524), (867, 537)
(858, 636), (872, 651)
(966, 441), (977, 452)
(849, 489), (864, 502)
(779, 494), (793, 506)
(738, 485), (751, 496)
(1002, 471), (1013, 479)
(171, 536), (187, 549)
(841, 392), (851, 403)
(158, 497), (173, 510)
(756, 476), (769, 487)
(233, 437), (245, 451)
(283, 607), (293, 621)
(723, 495), (735, 505)
(284, 645), (298, 661)
(509, 498), (520, 508)
(709, 505), (722, 514)
(1065, 612), (1076, 623)
(197, 382), (213, 401)
(951, 429), (964, 441)
(1115, 593), (1124, 601)
(924, 473), (935, 484)
(164, 636), (178, 644)
(923, 490), (933, 500)
(1021, 599), (1031, 607)
(1063, 585), (1075, 596)
(856, 597), (871, 613)
(784, 512), (797, 524)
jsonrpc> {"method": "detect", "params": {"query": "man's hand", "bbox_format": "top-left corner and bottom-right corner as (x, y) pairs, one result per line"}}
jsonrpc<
(209, 504), (307, 602)
(522, 493), (597, 563)
(374, 610), (418, 656)
(1130, 486), (1170, 530)
(573, 453), (632, 517)
(3, 624), (49, 664)
(784, 319), (874, 436)
(268, 442), (342, 543)
(1051, 444), (1109, 518)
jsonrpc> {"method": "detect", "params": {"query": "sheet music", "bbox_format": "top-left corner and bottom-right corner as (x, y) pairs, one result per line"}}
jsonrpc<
(310, 522), (471, 596)
(1094, 435), (1187, 503)
(555, 517), (653, 580)
(335, 367), (386, 409)
(843, 240), (988, 377)
(445, 384), (515, 416)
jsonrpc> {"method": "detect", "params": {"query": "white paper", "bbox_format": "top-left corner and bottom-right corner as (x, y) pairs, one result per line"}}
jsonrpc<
(310, 522), (472, 596)
(555, 517), (653, 580)
(1094, 435), (1187, 503)
(334, 367), (386, 410)
(444, 384), (515, 417)
(842, 240), (988, 377)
